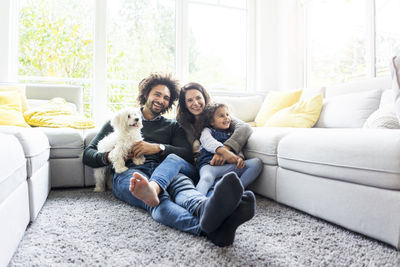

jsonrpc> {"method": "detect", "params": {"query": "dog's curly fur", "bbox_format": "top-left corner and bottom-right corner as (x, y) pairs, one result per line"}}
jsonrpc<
(94, 108), (145, 192)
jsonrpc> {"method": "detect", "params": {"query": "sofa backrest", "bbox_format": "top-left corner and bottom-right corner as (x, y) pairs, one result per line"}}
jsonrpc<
(325, 76), (391, 98)
(210, 92), (265, 123)
(25, 84), (83, 113)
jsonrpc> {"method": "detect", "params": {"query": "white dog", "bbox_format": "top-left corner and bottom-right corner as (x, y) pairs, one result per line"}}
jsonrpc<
(94, 107), (145, 192)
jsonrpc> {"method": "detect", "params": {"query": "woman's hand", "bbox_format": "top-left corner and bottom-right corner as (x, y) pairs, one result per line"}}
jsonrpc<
(210, 154), (226, 166)
(132, 141), (160, 158)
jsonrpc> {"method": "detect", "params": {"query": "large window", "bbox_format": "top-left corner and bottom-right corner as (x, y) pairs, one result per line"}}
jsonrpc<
(304, 0), (400, 87)
(305, 0), (367, 87)
(19, 0), (95, 116)
(16, 0), (250, 118)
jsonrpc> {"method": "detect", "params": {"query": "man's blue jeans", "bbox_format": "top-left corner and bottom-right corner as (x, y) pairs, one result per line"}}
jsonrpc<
(112, 162), (206, 235)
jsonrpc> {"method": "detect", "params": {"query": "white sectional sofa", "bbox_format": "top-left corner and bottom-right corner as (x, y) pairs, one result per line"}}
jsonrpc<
(244, 76), (400, 249)
(0, 84), (87, 266)
(1, 76), (399, 265)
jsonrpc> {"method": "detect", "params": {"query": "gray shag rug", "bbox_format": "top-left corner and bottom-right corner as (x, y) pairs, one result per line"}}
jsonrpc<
(9, 188), (400, 266)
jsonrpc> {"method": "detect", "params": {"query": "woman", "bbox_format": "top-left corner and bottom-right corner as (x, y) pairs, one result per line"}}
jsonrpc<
(176, 82), (254, 170)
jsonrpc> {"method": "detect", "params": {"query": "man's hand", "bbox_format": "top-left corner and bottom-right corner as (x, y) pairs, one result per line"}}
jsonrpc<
(132, 141), (160, 158)
(210, 154), (226, 166)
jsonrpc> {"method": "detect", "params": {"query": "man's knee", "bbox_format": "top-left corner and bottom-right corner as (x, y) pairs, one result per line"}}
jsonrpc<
(165, 153), (183, 163)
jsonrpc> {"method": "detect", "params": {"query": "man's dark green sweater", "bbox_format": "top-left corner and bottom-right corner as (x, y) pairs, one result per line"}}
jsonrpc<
(83, 116), (194, 169)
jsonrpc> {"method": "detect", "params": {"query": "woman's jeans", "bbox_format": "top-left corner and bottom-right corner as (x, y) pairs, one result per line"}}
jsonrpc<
(112, 160), (206, 235)
(197, 158), (263, 195)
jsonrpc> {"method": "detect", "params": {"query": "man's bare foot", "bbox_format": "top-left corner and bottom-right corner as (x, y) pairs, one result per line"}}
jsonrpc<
(129, 172), (160, 207)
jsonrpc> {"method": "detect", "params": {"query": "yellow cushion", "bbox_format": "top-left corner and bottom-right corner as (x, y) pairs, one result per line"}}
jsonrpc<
(254, 89), (303, 127)
(24, 97), (95, 129)
(0, 85), (28, 112)
(265, 93), (323, 128)
(0, 90), (31, 128)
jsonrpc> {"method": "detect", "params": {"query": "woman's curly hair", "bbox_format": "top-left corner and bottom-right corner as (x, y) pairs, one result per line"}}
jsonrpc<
(137, 72), (180, 113)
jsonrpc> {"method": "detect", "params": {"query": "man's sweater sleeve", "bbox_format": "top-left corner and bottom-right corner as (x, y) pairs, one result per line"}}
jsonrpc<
(82, 121), (113, 168)
(224, 116), (253, 154)
(164, 121), (194, 164)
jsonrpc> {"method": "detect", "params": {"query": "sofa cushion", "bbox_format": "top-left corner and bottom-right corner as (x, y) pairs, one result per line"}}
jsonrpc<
(315, 89), (382, 128)
(265, 94), (323, 128)
(212, 95), (263, 123)
(37, 127), (84, 158)
(277, 128), (400, 190)
(254, 89), (302, 127)
(0, 133), (27, 203)
(0, 90), (30, 128)
(0, 126), (50, 177)
(243, 127), (301, 165)
(0, 85), (28, 112)
(363, 105), (400, 129)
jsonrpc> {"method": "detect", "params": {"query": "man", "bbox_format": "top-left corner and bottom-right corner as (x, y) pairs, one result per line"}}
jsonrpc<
(83, 72), (255, 246)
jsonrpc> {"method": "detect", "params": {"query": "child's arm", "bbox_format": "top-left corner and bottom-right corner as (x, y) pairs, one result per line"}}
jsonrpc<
(223, 116), (252, 154)
(199, 128), (224, 153)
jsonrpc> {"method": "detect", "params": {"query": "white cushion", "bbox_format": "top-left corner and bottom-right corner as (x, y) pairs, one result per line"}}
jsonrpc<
(243, 127), (302, 165)
(211, 95), (263, 122)
(0, 126), (50, 177)
(363, 105), (400, 129)
(0, 133), (27, 203)
(277, 128), (400, 190)
(380, 89), (395, 108)
(314, 89), (382, 128)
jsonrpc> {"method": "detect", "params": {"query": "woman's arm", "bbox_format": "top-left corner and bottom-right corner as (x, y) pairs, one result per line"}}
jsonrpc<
(223, 116), (253, 154)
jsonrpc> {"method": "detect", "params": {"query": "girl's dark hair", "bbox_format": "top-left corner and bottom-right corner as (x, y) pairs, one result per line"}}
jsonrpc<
(176, 82), (211, 137)
(137, 72), (180, 113)
(203, 102), (233, 132)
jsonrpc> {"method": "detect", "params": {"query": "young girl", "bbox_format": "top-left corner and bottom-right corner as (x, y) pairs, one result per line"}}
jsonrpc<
(196, 103), (262, 195)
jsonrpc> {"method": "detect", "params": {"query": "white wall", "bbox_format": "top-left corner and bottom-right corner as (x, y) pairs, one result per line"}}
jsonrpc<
(0, 0), (18, 83)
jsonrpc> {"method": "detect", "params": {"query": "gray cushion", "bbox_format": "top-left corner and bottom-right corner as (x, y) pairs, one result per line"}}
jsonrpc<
(37, 127), (84, 158)
(277, 128), (400, 190)
(0, 134), (27, 203)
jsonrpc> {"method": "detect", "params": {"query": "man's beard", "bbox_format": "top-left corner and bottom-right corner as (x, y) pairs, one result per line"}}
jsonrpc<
(146, 100), (166, 116)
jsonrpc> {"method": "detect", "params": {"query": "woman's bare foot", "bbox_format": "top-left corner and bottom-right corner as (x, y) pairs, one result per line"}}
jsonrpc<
(129, 172), (160, 207)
